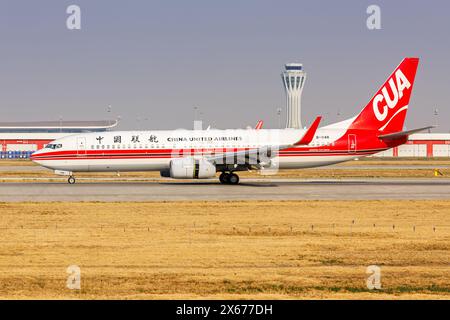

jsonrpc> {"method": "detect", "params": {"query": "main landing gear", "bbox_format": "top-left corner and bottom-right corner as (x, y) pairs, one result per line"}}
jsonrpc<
(219, 172), (240, 185)
(68, 176), (76, 184)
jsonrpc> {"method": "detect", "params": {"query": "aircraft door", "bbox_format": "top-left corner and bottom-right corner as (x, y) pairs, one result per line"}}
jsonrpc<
(77, 137), (87, 156)
(348, 134), (357, 153)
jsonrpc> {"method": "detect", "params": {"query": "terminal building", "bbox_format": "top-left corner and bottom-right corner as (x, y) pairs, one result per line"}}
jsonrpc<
(0, 120), (118, 159)
(375, 133), (450, 158)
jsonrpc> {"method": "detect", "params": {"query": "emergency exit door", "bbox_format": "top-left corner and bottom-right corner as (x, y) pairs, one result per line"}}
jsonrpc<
(77, 137), (86, 155)
(348, 134), (357, 153)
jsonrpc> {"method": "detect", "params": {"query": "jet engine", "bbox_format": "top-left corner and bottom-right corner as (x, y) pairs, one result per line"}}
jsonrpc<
(161, 158), (216, 179)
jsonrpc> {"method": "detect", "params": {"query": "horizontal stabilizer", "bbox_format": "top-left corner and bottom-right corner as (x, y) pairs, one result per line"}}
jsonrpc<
(378, 125), (435, 141)
(294, 116), (322, 146)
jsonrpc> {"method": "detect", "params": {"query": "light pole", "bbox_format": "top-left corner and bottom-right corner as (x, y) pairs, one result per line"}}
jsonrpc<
(193, 106), (202, 130)
(116, 115), (121, 130)
(434, 108), (439, 130)
(193, 106), (199, 121)
(277, 107), (282, 129)
(107, 105), (112, 128)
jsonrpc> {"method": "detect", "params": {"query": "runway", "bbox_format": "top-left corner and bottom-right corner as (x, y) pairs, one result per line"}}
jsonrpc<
(1, 178), (450, 201)
(0, 164), (448, 172)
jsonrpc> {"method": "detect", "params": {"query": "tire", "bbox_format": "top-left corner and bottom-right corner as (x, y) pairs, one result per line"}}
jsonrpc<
(228, 173), (239, 185)
(219, 172), (229, 184)
(68, 176), (76, 184)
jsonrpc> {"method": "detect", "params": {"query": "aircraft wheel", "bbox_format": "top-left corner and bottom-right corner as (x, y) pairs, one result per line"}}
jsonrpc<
(219, 172), (229, 184)
(228, 173), (239, 185)
(68, 176), (76, 184)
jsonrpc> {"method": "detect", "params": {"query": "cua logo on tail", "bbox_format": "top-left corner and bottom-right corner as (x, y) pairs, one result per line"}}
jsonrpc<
(372, 69), (411, 122)
(348, 57), (418, 134)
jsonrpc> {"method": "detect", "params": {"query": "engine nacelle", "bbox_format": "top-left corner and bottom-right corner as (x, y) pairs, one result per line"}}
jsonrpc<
(168, 158), (216, 179)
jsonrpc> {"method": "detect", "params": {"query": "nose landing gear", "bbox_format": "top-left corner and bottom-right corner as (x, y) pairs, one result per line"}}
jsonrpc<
(68, 176), (76, 184)
(219, 172), (240, 185)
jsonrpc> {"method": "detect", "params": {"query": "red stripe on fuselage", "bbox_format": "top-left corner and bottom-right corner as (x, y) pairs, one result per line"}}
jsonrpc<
(31, 147), (386, 161)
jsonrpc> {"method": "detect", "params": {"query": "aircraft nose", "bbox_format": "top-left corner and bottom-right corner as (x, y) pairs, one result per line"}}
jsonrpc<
(30, 150), (42, 163)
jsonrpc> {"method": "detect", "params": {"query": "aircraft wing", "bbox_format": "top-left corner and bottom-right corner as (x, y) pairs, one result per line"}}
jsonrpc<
(206, 116), (322, 167)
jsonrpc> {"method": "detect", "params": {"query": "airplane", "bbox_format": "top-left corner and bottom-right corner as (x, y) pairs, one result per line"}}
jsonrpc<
(31, 57), (431, 185)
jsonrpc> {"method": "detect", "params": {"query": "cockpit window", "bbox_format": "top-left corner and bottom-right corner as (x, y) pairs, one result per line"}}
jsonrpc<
(46, 144), (62, 149)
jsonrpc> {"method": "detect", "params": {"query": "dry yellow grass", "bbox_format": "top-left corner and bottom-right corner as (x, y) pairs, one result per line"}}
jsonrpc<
(0, 160), (36, 166)
(0, 200), (449, 299)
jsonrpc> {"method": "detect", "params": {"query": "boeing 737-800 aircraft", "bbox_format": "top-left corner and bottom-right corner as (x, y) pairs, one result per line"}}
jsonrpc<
(31, 58), (431, 184)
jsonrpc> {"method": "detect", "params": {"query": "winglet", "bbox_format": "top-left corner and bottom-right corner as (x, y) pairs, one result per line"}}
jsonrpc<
(294, 116), (322, 146)
(255, 120), (263, 130)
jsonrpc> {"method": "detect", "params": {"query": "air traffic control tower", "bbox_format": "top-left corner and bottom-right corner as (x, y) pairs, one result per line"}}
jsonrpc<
(281, 63), (306, 128)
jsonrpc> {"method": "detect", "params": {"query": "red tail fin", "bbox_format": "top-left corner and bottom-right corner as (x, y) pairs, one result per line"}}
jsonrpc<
(349, 57), (419, 134)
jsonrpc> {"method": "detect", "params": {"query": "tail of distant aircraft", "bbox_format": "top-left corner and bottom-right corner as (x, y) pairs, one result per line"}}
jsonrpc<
(255, 120), (264, 130)
(348, 57), (419, 134)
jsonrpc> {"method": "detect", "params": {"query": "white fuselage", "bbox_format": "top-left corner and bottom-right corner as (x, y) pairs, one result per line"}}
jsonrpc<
(31, 126), (369, 174)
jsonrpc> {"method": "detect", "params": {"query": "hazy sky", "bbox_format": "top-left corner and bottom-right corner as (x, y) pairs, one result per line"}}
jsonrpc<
(1, 0), (449, 130)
